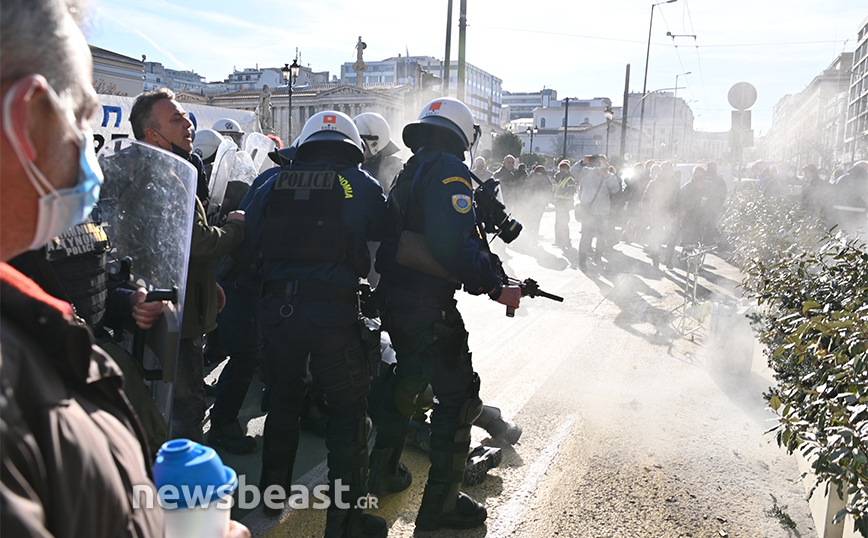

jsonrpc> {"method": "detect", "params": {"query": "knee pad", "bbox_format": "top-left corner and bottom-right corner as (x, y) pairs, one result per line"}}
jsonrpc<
(457, 373), (483, 425)
(458, 395), (483, 426)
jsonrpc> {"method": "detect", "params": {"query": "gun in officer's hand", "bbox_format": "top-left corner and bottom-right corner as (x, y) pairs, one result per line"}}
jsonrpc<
(503, 277), (564, 317)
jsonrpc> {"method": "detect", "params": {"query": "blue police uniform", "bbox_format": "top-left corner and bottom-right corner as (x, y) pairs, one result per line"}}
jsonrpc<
(371, 146), (502, 528)
(241, 155), (387, 524)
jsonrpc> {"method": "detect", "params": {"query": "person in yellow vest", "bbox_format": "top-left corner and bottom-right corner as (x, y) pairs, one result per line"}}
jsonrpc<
(552, 160), (577, 248)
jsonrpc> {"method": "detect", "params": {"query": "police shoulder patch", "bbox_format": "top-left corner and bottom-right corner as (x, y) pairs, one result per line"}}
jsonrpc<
(442, 176), (472, 190)
(451, 194), (472, 214)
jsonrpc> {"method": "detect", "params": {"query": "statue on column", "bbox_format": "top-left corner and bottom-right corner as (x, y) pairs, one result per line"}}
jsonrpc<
(352, 36), (367, 88)
(257, 84), (273, 133)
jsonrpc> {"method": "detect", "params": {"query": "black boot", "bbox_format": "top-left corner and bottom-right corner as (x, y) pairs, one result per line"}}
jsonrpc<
(463, 444), (502, 486)
(474, 406), (523, 445)
(415, 480), (487, 531)
(208, 420), (256, 454)
(259, 464), (291, 516)
(368, 447), (411, 496)
(324, 506), (388, 538)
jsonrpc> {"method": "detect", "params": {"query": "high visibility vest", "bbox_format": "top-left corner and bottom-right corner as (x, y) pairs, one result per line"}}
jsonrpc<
(555, 175), (576, 200)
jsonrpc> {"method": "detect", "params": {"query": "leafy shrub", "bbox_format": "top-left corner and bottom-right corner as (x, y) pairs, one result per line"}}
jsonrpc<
(721, 189), (868, 535)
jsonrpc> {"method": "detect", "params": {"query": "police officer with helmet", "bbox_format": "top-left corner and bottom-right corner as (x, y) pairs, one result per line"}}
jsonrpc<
(370, 97), (521, 531)
(353, 112), (403, 193)
(213, 117), (245, 148)
(239, 110), (387, 537)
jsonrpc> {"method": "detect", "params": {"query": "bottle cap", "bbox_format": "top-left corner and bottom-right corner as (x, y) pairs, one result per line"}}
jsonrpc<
(153, 439), (238, 508)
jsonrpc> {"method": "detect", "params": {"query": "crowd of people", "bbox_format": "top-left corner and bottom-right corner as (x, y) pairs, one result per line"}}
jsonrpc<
(480, 153), (867, 271)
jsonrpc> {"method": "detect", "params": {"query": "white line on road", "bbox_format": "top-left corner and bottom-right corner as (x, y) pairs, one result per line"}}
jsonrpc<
(485, 414), (577, 538)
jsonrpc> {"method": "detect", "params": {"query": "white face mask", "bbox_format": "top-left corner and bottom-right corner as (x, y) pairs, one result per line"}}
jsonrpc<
(820, 174), (828, 181)
(3, 81), (103, 251)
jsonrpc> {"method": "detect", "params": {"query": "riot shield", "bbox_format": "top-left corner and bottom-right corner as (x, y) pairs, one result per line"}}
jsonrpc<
(94, 139), (197, 422)
(243, 132), (275, 174)
(207, 138), (237, 215)
(220, 150), (259, 215)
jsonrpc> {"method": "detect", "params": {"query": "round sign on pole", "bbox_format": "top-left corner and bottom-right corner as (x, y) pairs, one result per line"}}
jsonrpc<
(728, 82), (757, 110)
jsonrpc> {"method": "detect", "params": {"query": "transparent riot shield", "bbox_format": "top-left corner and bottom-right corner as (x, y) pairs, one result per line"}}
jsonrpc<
(220, 150), (259, 214)
(207, 138), (237, 217)
(243, 132), (276, 174)
(93, 139), (197, 423)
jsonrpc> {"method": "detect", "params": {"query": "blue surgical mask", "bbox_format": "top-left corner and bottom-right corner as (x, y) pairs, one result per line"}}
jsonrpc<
(2, 80), (103, 250)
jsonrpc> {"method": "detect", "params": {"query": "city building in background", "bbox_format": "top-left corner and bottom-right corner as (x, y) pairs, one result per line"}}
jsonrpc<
(143, 61), (207, 94)
(844, 14), (868, 164)
(210, 83), (408, 146)
(502, 88), (558, 122)
(340, 55), (502, 129)
(90, 45), (143, 96)
(763, 52), (854, 168)
(622, 92), (695, 162)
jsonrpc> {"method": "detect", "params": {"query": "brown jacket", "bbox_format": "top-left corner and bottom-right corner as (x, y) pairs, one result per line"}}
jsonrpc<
(0, 263), (163, 537)
(182, 197), (245, 339)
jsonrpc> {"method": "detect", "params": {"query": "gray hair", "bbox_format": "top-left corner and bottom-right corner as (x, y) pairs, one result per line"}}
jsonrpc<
(0, 0), (89, 96)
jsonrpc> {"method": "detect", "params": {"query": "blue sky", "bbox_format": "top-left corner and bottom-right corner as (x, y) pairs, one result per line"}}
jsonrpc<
(85, 0), (866, 133)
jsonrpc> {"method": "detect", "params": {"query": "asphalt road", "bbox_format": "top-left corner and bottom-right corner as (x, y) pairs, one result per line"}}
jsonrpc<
(206, 209), (817, 538)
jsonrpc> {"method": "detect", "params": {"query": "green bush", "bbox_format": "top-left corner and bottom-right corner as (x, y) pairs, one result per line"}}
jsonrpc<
(721, 189), (868, 535)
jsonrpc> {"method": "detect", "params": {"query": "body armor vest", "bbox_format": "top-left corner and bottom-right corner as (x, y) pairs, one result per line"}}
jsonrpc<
(261, 166), (351, 264)
(44, 221), (110, 327)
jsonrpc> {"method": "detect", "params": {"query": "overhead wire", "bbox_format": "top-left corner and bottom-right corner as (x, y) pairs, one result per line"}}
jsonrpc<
(472, 25), (841, 49)
(683, 0), (710, 118)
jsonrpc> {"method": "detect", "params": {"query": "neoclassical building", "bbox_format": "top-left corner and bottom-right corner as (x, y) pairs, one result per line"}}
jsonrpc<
(209, 83), (410, 146)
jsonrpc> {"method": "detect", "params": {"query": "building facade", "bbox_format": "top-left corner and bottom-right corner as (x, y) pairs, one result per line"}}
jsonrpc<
(621, 92), (695, 161)
(90, 46), (143, 97)
(143, 61), (207, 94)
(340, 55), (503, 128)
(501, 89), (558, 122)
(205, 64), (330, 95)
(209, 83), (409, 147)
(502, 98), (641, 163)
(765, 52), (854, 168)
(844, 15), (868, 164)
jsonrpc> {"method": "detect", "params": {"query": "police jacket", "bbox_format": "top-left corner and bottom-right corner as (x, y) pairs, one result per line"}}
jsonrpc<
(183, 189), (246, 339)
(241, 156), (387, 291)
(0, 263), (163, 537)
(376, 147), (503, 298)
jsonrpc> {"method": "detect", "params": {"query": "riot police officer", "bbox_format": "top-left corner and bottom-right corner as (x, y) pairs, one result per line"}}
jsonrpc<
(353, 112), (403, 193)
(240, 111), (387, 537)
(370, 97), (521, 531)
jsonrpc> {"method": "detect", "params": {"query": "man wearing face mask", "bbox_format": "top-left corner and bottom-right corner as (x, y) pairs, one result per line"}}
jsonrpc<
(0, 0), (164, 535)
(130, 88), (246, 443)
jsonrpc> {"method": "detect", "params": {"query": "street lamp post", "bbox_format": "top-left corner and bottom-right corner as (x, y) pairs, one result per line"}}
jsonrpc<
(604, 106), (614, 156)
(670, 71), (691, 159)
(639, 0), (677, 160)
(526, 125), (538, 154)
(281, 58), (301, 144)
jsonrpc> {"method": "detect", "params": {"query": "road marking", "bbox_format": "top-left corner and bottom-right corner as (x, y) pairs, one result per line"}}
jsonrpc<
(485, 414), (577, 538)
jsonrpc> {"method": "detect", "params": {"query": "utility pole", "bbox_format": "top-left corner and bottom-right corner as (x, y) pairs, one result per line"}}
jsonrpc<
(457, 0), (467, 102)
(563, 97), (570, 161)
(443, 0), (453, 97)
(620, 63), (630, 162)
